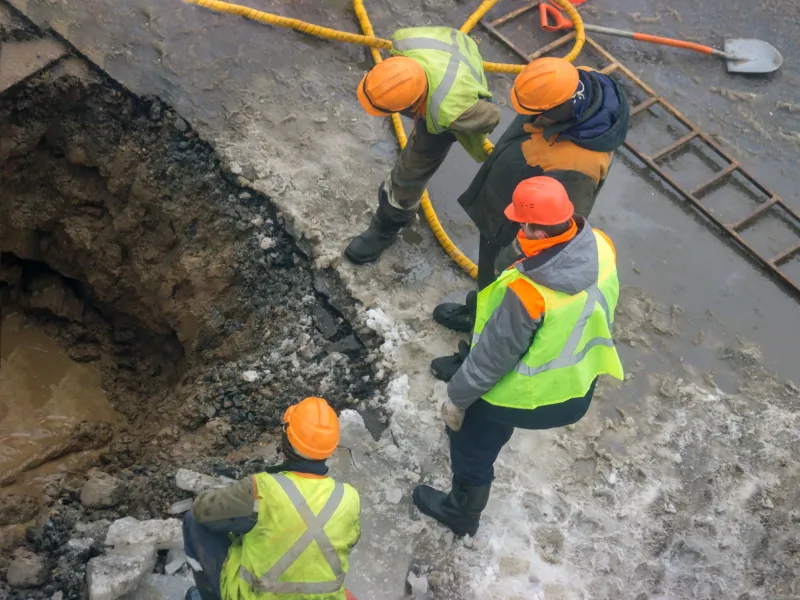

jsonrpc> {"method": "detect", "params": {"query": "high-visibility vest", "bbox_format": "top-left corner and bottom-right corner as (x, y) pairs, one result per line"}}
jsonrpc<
(220, 472), (360, 600)
(391, 26), (492, 162)
(473, 230), (624, 409)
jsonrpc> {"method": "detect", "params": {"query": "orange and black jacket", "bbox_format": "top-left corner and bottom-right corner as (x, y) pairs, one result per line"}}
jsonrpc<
(458, 69), (629, 249)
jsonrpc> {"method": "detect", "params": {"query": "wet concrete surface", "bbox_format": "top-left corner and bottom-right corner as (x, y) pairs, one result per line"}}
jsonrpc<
(427, 105), (800, 379)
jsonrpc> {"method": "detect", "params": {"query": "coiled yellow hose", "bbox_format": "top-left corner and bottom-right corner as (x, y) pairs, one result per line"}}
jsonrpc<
(184, 0), (585, 278)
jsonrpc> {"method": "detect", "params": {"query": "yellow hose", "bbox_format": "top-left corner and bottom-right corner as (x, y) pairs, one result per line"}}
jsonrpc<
(183, 0), (584, 74)
(184, 0), (586, 278)
(186, 0), (393, 49)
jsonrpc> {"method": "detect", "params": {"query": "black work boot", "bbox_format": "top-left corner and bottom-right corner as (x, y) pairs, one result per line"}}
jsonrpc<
(344, 184), (415, 264)
(413, 478), (491, 537)
(430, 341), (470, 382)
(433, 290), (477, 333)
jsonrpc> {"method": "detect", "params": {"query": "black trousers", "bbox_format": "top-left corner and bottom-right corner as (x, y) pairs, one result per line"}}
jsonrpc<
(183, 511), (229, 600)
(449, 380), (597, 486)
(448, 407), (514, 486)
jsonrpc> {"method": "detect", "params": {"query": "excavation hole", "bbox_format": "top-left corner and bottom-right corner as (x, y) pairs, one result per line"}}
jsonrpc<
(0, 49), (382, 513)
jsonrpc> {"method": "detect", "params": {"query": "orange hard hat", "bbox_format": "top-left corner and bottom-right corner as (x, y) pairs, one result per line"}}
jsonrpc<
(504, 176), (574, 225)
(357, 56), (427, 117)
(511, 57), (579, 115)
(283, 397), (339, 460)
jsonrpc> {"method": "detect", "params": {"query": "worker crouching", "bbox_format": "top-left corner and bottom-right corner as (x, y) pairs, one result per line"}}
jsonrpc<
(345, 26), (501, 264)
(414, 177), (624, 537)
(182, 397), (361, 600)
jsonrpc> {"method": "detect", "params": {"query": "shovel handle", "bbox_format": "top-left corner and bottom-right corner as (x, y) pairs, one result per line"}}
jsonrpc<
(629, 31), (715, 55)
(541, 4), (719, 57)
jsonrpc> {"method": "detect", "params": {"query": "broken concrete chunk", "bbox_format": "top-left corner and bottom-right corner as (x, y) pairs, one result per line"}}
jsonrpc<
(81, 471), (125, 508)
(105, 517), (183, 550)
(86, 544), (157, 600)
(7, 549), (48, 588)
(130, 574), (194, 600)
(175, 468), (235, 493)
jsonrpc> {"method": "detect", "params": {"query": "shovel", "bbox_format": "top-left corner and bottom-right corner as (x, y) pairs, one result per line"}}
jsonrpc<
(540, 3), (783, 74)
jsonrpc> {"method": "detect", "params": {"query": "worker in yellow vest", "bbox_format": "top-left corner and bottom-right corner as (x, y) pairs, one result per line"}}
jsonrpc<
(414, 177), (624, 537)
(182, 397), (361, 600)
(344, 26), (501, 264)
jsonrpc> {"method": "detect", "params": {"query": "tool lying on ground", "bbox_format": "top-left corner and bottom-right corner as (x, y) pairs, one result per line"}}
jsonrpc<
(540, 2), (783, 74)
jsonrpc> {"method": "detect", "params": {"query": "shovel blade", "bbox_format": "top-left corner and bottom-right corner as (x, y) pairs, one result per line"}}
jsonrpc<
(724, 39), (783, 73)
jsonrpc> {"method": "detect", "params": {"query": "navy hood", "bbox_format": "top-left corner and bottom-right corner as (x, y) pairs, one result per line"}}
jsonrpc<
(543, 70), (629, 153)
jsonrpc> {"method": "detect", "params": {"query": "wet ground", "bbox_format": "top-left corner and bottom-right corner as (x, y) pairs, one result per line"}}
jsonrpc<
(1, 0), (799, 598)
(0, 312), (118, 494)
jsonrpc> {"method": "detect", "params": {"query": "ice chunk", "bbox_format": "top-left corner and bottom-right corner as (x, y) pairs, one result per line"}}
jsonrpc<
(385, 488), (403, 504)
(105, 517), (183, 550)
(385, 375), (410, 412)
(406, 572), (429, 597)
(130, 574), (193, 599)
(168, 499), (194, 515)
(67, 538), (92, 552)
(241, 370), (259, 382)
(165, 549), (187, 576)
(338, 409), (372, 448)
(175, 469), (235, 493)
(86, 545), (156, 600)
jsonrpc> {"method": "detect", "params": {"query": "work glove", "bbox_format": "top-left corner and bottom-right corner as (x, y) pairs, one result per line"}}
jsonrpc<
(441, 398), (466, 432)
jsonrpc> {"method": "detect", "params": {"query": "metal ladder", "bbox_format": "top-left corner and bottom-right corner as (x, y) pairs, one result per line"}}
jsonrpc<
(481, 2), (800, 298)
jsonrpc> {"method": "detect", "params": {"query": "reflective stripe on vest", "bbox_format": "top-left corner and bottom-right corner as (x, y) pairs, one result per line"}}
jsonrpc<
(515, 282), (613, 377)
(393, 30), (482, 133)
(239, 475), (345, 595)
(472, 230), (623, 409)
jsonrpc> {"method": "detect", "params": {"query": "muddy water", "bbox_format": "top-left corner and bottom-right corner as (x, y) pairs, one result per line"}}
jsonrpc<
(0, 311), (120, 488)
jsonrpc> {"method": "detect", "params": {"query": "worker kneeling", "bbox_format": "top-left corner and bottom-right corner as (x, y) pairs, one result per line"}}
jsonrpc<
(345, 26), (501, 264)
(182, 397), (361, 600)
(413, 177), (624, 537)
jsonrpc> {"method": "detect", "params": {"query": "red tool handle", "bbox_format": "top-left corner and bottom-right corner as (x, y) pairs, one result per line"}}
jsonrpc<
(540, 3), (574, 32)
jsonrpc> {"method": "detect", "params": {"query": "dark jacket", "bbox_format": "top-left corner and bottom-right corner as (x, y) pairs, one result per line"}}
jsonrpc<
(448, 218), (613, 429)
(191, 460), (329, 535)
(458, 70), (629, 250)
